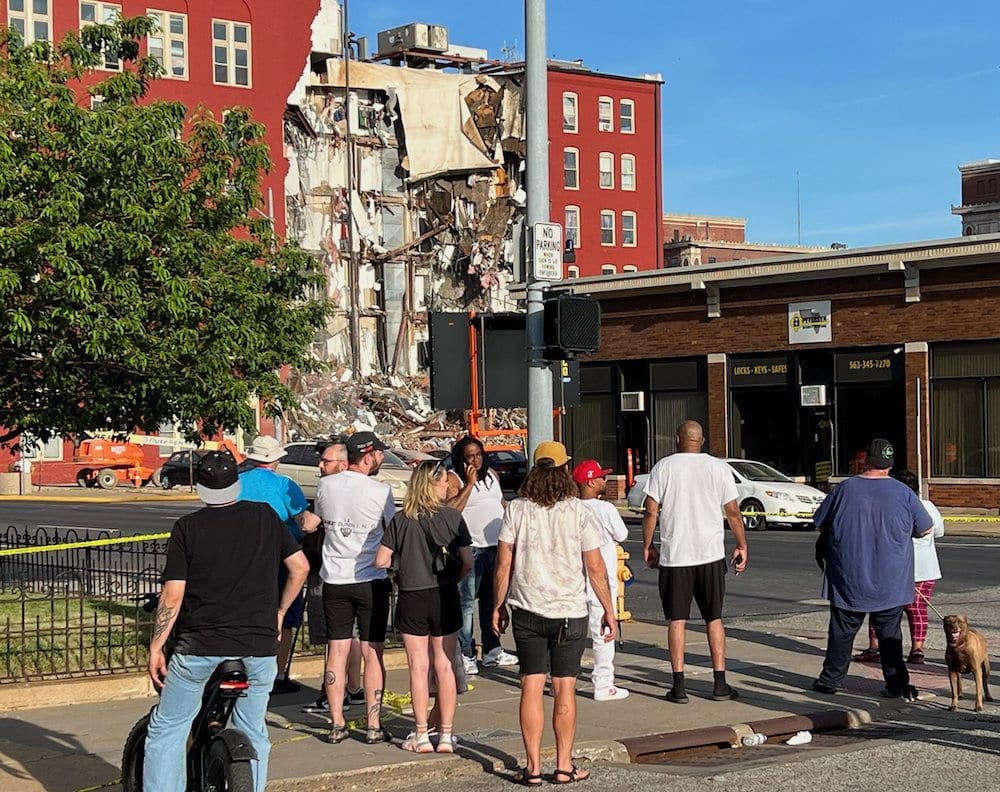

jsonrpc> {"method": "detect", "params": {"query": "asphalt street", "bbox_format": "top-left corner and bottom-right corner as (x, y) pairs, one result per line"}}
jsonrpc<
(0, 500), (196, 538)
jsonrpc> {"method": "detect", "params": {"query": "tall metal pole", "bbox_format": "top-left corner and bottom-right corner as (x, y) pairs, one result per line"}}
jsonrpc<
(525, 0), (553, 454)
(342, 0), (361, 374)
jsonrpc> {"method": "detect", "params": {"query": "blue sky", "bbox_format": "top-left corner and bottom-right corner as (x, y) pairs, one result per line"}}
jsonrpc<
(346, 1), (1000, 248)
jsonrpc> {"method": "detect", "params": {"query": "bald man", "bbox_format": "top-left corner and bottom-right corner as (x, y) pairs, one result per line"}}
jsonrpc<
(641, 420), (748, 703)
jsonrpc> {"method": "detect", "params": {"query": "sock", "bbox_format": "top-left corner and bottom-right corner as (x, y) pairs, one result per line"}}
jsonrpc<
(671, 671), (686, 694)
(713, 670), (728, 695)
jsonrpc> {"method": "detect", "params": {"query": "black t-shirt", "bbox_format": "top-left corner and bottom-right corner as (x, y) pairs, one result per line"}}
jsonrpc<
(381, 506), (472, 591)
(161, 500), (300, 656)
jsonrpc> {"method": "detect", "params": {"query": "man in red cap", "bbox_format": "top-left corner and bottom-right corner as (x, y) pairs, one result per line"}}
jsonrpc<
(573, 459), (630, 701)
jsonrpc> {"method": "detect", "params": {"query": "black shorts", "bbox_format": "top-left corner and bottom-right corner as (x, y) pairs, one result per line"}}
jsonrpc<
(322, 578), (391, 643)
(658, 559), (727, 622)
(511, 609), (588, 678)
(395, 582), (462, 637)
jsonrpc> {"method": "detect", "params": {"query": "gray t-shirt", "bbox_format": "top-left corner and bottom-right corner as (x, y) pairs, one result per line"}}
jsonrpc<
(381, 506), (472, 591)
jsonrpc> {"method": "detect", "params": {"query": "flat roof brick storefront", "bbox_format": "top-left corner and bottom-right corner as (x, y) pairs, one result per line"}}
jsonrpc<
(556, 235), (1000, 510)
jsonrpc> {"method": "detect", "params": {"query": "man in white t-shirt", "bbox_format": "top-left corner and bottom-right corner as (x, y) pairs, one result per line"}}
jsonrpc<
(641, 420), (748, 703)
(573, 459), (630, 701)
(313, 431), (395, 744)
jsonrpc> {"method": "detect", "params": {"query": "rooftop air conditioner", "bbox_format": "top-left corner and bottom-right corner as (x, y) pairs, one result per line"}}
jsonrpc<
(620, 391), (645, 412)
(800, 384), (828, 407)
(376, 23), (449, 56)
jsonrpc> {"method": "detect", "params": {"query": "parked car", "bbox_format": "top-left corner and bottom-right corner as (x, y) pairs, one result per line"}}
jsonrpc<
(439, 447), (528, 492)
(277, 441), (412, 503)
(392, 448), (439, 468)
(626, 458), (825, 531)
(156, 449), (212, 489)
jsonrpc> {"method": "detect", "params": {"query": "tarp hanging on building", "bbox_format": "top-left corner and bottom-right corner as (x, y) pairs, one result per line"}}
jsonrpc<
(325, 60), (504, 181)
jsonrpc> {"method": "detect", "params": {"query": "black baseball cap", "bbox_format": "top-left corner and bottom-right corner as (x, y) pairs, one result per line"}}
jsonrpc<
(196, 451), (242, 505)
(345, 431), (388, 455)
(865, 438), (895, 470)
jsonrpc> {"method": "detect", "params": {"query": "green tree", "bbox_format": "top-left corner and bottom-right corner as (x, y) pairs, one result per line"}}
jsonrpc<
(0, 17), (329, 446)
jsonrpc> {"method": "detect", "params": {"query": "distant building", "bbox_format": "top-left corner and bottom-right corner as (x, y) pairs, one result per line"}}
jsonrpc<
(953, 159), (1000, 236)
(545, 61), (664, 278)
(662, 214), (826, 268)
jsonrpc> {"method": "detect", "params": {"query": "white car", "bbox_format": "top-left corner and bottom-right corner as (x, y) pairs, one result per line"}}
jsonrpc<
(276, 441), (412, 503)
(626, 458), (825, 531)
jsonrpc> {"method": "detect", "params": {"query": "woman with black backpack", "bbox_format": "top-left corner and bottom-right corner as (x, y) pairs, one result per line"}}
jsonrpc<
(376, 461), (473, 753)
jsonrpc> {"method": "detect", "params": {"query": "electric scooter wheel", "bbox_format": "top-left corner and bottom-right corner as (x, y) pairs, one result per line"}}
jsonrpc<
(205, 737), (254, 792)
(121, 712), (150, 792)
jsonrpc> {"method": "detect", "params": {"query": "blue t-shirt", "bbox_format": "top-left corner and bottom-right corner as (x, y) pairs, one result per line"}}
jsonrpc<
(238, 467), (308, 541)
(814, 475), (932, 611)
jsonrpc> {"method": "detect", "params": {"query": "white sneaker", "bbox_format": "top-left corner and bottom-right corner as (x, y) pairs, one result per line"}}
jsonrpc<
(594, 686), (630, 702)
(482, 647), (519, 667)
(462, 655), (480, 676)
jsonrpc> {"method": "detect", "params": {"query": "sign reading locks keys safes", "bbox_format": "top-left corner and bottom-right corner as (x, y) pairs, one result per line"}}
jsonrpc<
(788, 300), (832, 344)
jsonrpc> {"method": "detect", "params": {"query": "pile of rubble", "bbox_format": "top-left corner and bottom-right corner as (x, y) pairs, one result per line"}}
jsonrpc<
(285, 369), (526, 451)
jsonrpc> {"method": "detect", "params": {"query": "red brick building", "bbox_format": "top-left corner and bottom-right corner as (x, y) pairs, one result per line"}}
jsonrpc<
(953, 159), (1000, 236)
(662, 213), (825, 268)
(559, 234), (1000, 510)
(547, 60), (663, 277)
(1, 0), (321, 238)
(0, 0), (321, 481)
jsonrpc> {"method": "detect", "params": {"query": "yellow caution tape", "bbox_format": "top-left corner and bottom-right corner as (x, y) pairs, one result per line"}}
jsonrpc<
(0, 531), (170, 557)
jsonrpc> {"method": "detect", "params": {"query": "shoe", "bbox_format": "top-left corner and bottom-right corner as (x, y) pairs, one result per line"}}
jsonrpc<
(552, 765), (590, 784)
(365, 726), (390, 744)
(594, 686), (630, 702)
(852, 648), (880, 662)
(271, 678), (301, 695)
(301, 695), (329, 713)
(345, 687), (365, 705)
(325, 724), (349, 744)
(810, 680), (838, 695)
(665, 687), (689, 704)
(711, 685), (739, 701)
(462, 655), (480, 676)
(880, 684), (919, 701)
(482, 647), (518, 667)
(907, 649), (926, 665)
(513, 768), (543, 786)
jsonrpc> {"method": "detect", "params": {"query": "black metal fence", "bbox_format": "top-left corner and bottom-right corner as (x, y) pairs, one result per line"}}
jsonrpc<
(0, 525), (167, 682)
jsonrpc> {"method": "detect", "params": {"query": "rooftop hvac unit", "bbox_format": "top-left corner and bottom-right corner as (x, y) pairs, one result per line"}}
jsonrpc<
(800, 384), (828, 407)
(620, 391), (645, 412)
(376, 23), (449, 56)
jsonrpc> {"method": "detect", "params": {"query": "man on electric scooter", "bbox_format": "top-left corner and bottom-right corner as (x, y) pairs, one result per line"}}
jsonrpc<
(143, 452), (310, 792)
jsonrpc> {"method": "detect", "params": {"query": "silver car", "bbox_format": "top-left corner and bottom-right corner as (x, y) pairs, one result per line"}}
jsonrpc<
(277, 441), (412, 503)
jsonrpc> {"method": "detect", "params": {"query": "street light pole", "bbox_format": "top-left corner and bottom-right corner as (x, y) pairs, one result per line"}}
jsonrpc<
(525, 0), (553, 455)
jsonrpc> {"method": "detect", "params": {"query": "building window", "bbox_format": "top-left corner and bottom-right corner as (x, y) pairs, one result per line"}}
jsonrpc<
(564, 205), (580, 249)
(600, 210), (615, 245)
(80, 2), (122, 70)
(212, 19), (251, 87)
(620, 99), (635, 133)
(622, 212), (637, 246)
(562, 92), (578, 133)
(621, 154), (636, 191)
(601, 264), (616, 275)
(8, 0), (51, 43)
(707, 256), (717, 264)
(931, 341), (1000, 477)
(563, 148), (579, 190)
(598, 96), (613, 131)
(147, 9), (188, 79)
(567, 265), (580, 278)
(599, 152), (614, 189)
(623, 264), (638, 273)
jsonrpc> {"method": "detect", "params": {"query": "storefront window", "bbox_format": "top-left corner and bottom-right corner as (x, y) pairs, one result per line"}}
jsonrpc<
(931, 342), (1000, 477)
(564, 394), (617, 466)
(651, 392), (707, 461)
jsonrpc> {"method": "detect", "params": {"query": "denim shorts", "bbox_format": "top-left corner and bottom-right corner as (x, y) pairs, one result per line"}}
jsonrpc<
(511, 609), (588, 678)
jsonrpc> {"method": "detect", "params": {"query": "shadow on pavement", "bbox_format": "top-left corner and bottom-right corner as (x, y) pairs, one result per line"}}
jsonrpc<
(0, 717), (120, 792)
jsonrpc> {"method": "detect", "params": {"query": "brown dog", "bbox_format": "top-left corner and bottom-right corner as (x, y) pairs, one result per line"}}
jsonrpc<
(943, 614), (993, 712)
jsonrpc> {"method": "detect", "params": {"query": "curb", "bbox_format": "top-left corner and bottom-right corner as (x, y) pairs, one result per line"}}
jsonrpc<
(0, 494), (200, 503)
(267, 755), (495, 792)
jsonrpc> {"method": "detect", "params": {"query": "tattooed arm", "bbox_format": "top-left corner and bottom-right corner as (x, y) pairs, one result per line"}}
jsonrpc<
(148, 579), (186, 690)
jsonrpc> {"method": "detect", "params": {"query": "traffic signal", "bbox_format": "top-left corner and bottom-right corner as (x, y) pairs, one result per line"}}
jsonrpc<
(544, 294), (601, 358)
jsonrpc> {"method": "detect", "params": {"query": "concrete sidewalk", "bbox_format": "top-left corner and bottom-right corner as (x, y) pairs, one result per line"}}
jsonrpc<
(0, 619), (957, 792)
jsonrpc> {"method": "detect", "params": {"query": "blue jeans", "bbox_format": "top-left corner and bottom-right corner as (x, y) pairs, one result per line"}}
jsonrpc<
(144, 653), (277, 792)
(458, 546), (500, 657)
(816, 605), (909, 694)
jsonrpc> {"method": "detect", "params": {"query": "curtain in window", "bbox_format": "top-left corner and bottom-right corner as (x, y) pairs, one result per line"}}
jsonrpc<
(564, 395), (616, 466)
(932, 380), (983, 476)
(652, 392), (708, 462)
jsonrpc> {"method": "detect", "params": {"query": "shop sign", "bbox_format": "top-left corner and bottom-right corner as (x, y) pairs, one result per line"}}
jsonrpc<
(835, 350), (901, 383)
(814, 460), (832, 483)
(788, 301), (832, 344)
(730, 356), (792, 387)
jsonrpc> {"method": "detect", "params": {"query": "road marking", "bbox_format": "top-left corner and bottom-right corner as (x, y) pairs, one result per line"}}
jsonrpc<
(938, 541), (1000, 549)
(36, 524), (120, 534)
